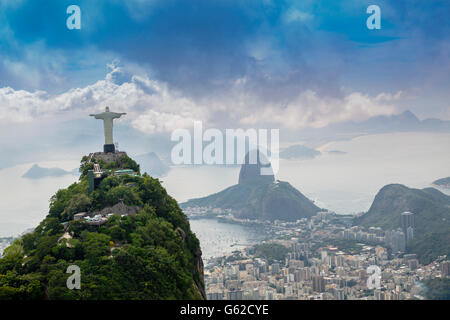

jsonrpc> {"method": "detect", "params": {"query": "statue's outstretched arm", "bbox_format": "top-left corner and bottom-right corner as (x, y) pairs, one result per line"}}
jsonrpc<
(89, 114), (103, 119)
(112, 112), (127, 118)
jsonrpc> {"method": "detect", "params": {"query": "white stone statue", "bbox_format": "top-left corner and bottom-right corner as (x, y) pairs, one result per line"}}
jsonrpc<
(90, 106), (126, 150)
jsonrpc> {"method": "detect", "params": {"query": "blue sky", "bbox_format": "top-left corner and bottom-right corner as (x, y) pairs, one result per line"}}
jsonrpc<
(0, 0), (449, 134)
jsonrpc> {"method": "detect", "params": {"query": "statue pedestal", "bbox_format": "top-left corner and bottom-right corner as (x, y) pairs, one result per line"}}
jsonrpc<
(104, 144), (115, 153)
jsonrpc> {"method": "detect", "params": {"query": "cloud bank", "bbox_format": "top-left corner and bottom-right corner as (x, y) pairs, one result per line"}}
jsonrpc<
(0, 0), (448, 121)
(0, 64), (400, 134)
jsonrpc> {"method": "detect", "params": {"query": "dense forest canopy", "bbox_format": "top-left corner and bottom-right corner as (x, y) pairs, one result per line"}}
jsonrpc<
(0, 154), (204, 300)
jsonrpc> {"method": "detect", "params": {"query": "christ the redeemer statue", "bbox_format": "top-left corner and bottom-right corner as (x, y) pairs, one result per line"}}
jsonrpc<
(90, 106), (126, 153)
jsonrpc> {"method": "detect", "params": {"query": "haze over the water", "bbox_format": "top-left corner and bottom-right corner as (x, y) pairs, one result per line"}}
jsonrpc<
(0, 131), (449, 237)
(162, 132), (450, 214)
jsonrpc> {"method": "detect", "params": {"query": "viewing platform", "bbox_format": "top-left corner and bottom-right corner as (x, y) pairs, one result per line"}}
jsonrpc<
(88, 151), (128, 164)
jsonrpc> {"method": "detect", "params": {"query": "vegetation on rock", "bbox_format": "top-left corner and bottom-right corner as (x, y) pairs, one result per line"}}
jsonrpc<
(0, 155), (204, 300)
(356, 184), (450, 264)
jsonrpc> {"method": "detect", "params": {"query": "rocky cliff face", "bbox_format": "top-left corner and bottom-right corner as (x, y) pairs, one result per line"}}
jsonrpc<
(177, 226), (206, 299)
(238, 150), (274, 185)
(194, 248), (206, 299)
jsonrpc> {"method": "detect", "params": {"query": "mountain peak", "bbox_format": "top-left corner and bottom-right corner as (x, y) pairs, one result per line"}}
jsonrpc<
(357, 183), (450, 264)
(398, 110), (419, 121)
(238, 149), (275, 185)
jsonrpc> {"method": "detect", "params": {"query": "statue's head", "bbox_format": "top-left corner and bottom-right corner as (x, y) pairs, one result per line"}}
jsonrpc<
(105, 106), (110, 112)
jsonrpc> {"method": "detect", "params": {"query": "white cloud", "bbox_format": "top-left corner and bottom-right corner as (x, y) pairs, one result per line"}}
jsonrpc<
(284, 8), (313, 24)
(132, 110), (198, 134)
(238, 90), (398, 129)
(0, 63), (401, 133)
(0, 63), (208, 132)
(0, 0), (25, 9)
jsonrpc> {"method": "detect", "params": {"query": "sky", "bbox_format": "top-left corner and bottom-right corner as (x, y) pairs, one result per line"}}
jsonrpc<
(0, 0), (449, 165)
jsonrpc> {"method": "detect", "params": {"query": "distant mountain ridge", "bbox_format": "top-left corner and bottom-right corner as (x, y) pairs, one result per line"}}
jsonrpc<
(326, 110), (450, 134)
(291, 110), (450, 146)
(3, 110), (447, 171)
(238, 150), (275, 185)
(279, 145), (321, 160)
(356, 184), (450, 263)
(432, 177), (450, 189)
(133, 152), (170, 177)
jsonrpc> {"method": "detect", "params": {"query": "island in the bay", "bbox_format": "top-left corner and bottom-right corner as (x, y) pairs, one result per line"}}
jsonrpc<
(22, 164), (76, 180)
(182, 150), (322, 222)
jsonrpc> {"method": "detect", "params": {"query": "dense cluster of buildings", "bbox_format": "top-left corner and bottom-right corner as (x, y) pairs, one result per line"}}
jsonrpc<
(340, 226), (410, 253)
(183, 206), (233, 219)
(338, 211), (415, 253)
(203, 211), (447, 300)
